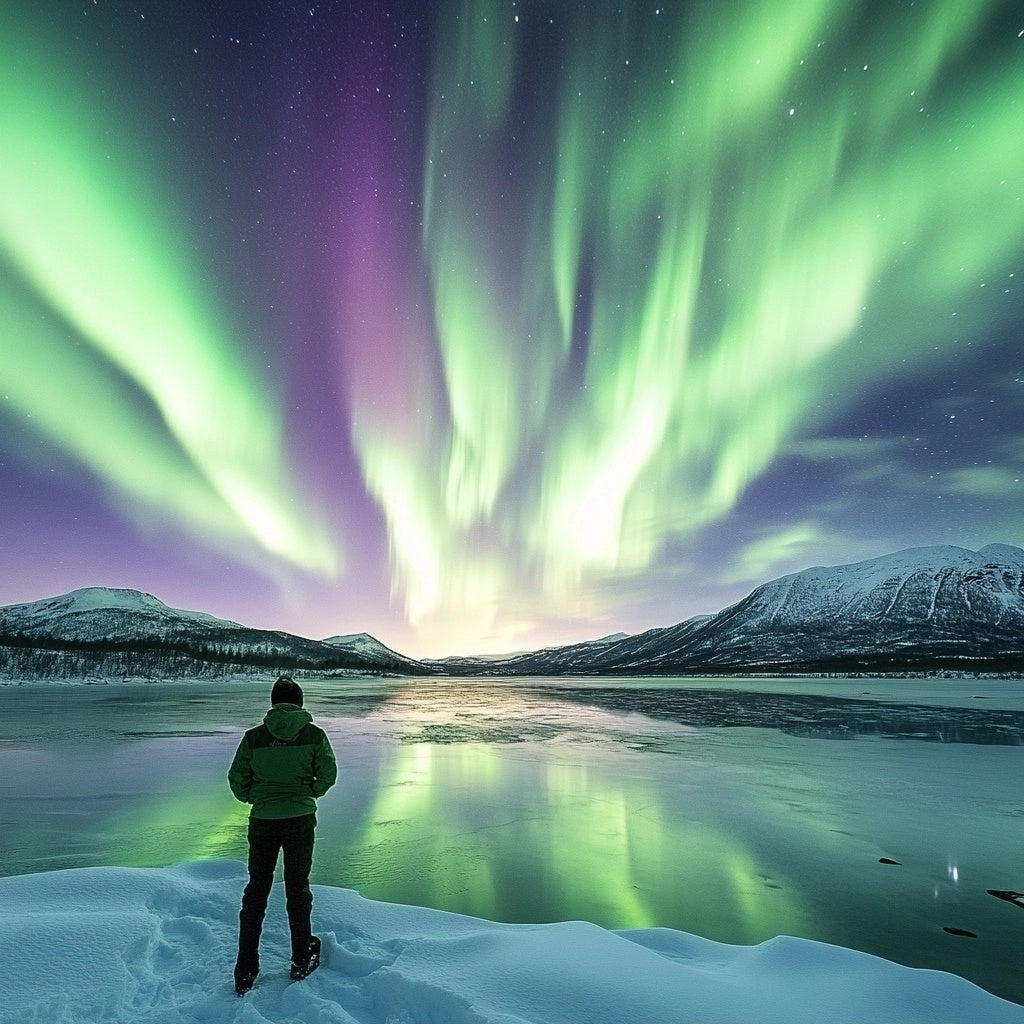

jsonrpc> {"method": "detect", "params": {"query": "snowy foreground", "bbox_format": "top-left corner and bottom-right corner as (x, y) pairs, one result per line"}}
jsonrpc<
(2, 861), (1022, 1024)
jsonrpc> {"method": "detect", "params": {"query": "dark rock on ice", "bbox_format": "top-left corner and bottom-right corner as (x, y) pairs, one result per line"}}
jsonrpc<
(987, 890), (1024, 910)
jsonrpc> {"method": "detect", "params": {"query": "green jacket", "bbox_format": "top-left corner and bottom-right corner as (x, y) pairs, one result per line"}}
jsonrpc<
(228, 703), (337, 819)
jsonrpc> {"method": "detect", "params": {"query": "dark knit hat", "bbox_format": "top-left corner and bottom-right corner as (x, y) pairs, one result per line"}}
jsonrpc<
(271, 675), (303, 707)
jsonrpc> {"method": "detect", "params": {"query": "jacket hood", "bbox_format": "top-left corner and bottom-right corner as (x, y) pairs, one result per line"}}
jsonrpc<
(264, 702), (312, 742)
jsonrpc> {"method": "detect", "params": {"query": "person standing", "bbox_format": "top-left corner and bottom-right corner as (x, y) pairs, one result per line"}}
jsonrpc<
(228, 675), (337, 996)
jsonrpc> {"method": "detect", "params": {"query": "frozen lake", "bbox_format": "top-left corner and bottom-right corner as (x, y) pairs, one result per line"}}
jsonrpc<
(2, 675), (1023, 1004)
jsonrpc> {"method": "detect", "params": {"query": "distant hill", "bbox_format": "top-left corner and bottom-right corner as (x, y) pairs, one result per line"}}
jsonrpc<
(322, 632), (412, 664)
(437, 544), (1024, 676)
(0, 587), (428, 681)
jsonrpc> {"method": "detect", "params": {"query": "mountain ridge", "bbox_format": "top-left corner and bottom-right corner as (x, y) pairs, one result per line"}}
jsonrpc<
(0, 587), (426, 680)
(437, 543), (1024, 676)
(2, 543), (1022, 680)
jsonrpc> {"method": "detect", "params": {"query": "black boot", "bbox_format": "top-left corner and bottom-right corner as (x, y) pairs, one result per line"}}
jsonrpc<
(290, 935), (321, 981)
(234, 958), (259, 996)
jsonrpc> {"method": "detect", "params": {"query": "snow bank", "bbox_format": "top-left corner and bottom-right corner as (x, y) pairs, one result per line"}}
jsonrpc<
(1, 861), (1021, 1024)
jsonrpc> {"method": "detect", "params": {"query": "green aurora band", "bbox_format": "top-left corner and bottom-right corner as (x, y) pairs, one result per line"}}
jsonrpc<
(362, 0), (1024, 647)
(3, 2), (1020, 650)
(0, 19), (337, 576)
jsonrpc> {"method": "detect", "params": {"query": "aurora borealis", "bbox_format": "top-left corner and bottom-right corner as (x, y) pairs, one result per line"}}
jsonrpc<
(2, 1), (1022, 657)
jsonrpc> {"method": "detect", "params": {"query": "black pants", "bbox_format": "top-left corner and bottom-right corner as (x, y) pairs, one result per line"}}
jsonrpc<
(237, 813), (316, 968)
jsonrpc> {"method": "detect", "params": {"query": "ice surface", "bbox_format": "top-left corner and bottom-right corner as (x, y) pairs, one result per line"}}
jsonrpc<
(1, 860), (1022, 1024)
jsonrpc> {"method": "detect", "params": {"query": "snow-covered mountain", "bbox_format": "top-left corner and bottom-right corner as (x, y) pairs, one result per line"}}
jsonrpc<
(322, 632), (413, 663)
(5, 544), (1023, 681)
(441, 544), (1024, 675)
(3, 587), (239, 636)
(0, 587), (427, 681)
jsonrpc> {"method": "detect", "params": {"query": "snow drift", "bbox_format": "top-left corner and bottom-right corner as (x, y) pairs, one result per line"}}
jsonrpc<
(1, 860), (1021, 1024)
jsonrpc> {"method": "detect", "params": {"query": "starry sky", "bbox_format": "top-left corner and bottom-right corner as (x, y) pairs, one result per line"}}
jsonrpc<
(1, 0), (1022, 658)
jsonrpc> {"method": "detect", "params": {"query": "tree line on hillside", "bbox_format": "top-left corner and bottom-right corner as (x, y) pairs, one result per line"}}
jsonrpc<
(0, 634), (417, 680)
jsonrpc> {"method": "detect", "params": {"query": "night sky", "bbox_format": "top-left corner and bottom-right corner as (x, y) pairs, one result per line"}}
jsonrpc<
(2, 1), (1022, 658)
